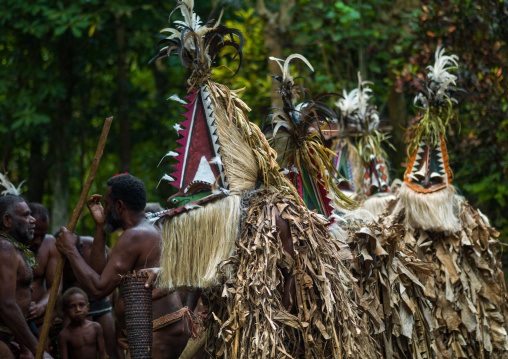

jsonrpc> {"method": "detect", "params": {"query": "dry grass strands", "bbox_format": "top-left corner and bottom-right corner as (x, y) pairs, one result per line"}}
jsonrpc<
(207, 189), (379, 359)
(361, 194), (396, 217)
(206, 83), (259, 193)
(393, 183), (460, 234)
(206, 79), (301, 201)
(158, 194), (242, 291)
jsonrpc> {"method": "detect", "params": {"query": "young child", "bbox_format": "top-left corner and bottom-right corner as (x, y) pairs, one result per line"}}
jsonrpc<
(58, 287), (108, 359)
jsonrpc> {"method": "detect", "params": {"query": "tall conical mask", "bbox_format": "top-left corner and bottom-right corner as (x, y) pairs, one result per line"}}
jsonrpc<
(151, 1), (245, 218)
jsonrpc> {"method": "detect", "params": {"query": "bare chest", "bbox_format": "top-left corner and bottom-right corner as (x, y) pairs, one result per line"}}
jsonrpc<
(16, 251), (33, 287)
(33, 249), (49, 278)
(65, 326), (98, 350)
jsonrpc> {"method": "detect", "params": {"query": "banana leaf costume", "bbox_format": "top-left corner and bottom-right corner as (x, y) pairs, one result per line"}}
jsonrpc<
(151, 2), (377, 358)
(385, 46), (508, 358)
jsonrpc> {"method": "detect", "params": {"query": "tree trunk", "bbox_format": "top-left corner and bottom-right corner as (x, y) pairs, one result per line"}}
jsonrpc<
(256, 0), (295, 109)
(116, 15), (130, 173)
(26, 138), (46, 203)
(263, 21), (284, 109)
(387, 69), (407, 171)
(2, 132), (13, 172)
(384, 0), (421, 174)
(51, 32), (73, 233)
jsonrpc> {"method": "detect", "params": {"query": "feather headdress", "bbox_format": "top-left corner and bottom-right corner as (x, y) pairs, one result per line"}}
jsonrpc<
(335, 73), (392, 199)
(0, 173), (24, 196)
(266, 54), (356, 213)
(408, 46), (466, 156)
(404, 46), (466, 193)
(150, 0), (243, 89)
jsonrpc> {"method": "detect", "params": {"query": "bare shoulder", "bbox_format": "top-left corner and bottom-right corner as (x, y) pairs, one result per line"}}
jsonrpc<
(42, 234), (57, 251)
(91, 321), (104, 334)
(58, 326), (70, 340)
(0, 238), (17, 258)
(119, 223), (160, 244)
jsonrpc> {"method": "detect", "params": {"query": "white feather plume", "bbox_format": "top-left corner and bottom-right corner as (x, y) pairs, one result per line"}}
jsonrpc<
(168, 94), (188, 104)
(174, 123), (183, 132)
(337, 88), (359, 116)
(0, 173), (24, 196)
(427, 46), (458, 85)
(158, 151), (179, 167)
(157, 174), (175, 188)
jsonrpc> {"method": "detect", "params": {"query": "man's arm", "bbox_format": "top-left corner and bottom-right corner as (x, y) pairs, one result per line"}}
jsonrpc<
(95, 322), (108, 359)
(87, 195), (108, 274)
(0, 241), (39, 354)
(56, 227), (140, 299)
(90, 225), (108, 274)
(35, 237), (61, 318)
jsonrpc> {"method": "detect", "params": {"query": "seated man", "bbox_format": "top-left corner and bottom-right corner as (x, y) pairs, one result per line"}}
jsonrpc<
(56, 174), (196, 359)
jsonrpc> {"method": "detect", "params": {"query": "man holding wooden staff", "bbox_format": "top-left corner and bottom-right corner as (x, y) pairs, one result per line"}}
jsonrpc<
(56, 173), (196, 358)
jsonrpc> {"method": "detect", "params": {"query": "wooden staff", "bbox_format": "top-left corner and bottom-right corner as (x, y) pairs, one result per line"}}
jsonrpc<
(35, 116), (113, 359)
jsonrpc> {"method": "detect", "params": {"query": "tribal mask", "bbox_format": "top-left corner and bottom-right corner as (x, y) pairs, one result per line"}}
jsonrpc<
(164, 87), (229, 217)
(149, 1), (247, 218)
(404, 135), (452, 193)
(404, 46), (462, 194)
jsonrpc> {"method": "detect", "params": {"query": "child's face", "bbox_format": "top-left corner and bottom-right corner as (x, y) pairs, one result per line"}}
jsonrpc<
(64, 293), (89, 323)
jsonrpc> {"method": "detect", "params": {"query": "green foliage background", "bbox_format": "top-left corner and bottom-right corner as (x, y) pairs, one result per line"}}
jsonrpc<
(1, 0), (506, 262)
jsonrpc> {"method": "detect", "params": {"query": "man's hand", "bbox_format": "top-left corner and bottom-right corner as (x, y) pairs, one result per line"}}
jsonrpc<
(139, 267), (160, 288)
(87, 195), (105, 225)
(26, 301), (44, 321)
(55, 228), (78, 258)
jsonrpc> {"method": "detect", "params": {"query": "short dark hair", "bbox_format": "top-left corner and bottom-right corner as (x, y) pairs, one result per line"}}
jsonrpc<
(106, 174), (146, 212)
(0, 195), (27, 228)
(28, 202), (50, 223)
(61, 287), (88, 307)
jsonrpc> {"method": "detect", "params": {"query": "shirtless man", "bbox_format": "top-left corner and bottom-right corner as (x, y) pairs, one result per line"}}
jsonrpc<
(0, 195), (52, 359)
(26, 203), (59, 334)
(56, 174), (194, 358)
